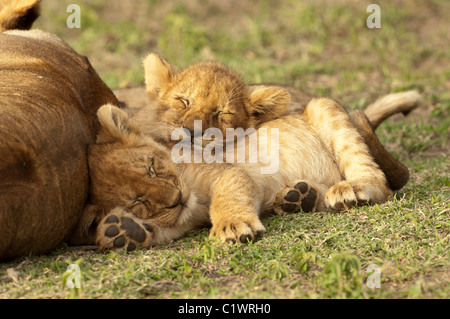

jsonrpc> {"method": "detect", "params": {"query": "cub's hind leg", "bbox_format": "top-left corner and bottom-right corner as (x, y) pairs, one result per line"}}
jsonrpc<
(273, 180), (327, 214)
(303, 98), (393, 210)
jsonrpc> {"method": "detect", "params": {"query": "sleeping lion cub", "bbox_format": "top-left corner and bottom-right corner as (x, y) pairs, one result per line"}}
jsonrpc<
(133, 53), (290, 142)
(134, 53), (421, 137)
(76, 95), (404, 250)
(133, 53), (420, 190)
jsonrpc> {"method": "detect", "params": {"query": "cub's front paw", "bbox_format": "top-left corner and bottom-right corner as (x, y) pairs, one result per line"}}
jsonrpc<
(273, 181), (319, 214)
(96, 208), (154, 251)
(210, 214), (265, 243)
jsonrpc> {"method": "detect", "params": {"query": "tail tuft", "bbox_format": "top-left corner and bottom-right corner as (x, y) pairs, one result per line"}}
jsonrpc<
(0, 0), (41, 32)
(364, 90), (422, 130)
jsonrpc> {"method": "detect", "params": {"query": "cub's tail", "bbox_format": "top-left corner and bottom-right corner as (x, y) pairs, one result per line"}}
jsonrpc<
(350, 111), (410, 191)
(0, 0), (41, 32)
(364, 90), (422, 130)
(356, 90), (422, 190)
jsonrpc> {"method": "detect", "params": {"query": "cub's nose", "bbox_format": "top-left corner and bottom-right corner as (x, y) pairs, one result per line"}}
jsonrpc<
(183, 116), (205, 139)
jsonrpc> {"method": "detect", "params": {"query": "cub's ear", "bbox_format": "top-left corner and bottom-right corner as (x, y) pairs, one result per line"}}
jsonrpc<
(96, 104), (133, 143)
(0, 0), (41, 31)
(143, 53), (178, 98)
(247, 85), (290, 124)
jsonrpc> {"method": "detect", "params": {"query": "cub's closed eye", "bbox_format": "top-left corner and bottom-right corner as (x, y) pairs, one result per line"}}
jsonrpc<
(146, 157), (157, 178)
(219, 111), (235, 117)
(147, 165), (157, 178)
(177, 98), (190, 108)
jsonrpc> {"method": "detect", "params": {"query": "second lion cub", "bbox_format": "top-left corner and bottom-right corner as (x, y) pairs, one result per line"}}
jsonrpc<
(133, 53), (417, 191)
(134, 53), (289, 142)
(134, 53), (421, 139)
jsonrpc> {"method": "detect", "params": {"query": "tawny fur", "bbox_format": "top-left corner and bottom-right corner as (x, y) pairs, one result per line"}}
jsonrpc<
(133, 54), (420, 190)
(364, 90), (423, 130)
(87, 99), (394, 250)
(82, 56), (420, 250)
(133, 53), (290, 143)
(0, 19), (119, 259)
(0, 0), (40, 32)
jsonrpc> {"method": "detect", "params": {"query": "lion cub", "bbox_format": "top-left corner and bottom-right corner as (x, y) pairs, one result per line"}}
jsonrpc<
(133, 53), (290, 143)
(134, 53), (421, 139)
(133, 53), (418, 191)
(77, 57), (417, 250)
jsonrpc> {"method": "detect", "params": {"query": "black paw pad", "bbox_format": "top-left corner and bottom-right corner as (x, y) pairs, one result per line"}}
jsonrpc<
(344, 199), (356, 208)
(105, 215), (119, 224)
(113, 236), (126, 248)
(105, 226), (119, 238)
(284, 190), (300, 202)
(294, 182), (308, 194)
(301, 188), (317, 212)
(121, 217), (146, 243)
(239, 234), (253, 243)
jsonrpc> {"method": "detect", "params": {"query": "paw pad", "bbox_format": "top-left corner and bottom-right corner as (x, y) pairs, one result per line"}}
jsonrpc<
(284, 190), (300, 202)
(274, 181), (319, 215)
(300, 187), (317, 212)
(105, 226), (120, 237)
(97, 213), (153, 251)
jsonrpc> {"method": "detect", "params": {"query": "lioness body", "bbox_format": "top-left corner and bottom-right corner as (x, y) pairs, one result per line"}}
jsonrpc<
(0, 29), (119, 260)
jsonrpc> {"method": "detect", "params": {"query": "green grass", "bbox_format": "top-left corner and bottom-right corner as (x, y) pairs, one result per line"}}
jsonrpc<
(0, 0), (449, 299)
(1, 171), (448, 299)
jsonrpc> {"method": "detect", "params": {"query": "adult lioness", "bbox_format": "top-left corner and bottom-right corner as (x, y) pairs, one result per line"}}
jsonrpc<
(0, 5), (119, 260)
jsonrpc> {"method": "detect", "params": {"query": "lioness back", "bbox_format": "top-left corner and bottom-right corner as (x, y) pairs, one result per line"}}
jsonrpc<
(0, 29), (118, 260)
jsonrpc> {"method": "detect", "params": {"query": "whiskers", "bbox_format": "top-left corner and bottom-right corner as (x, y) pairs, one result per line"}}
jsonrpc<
(223, 79), (247, 107)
